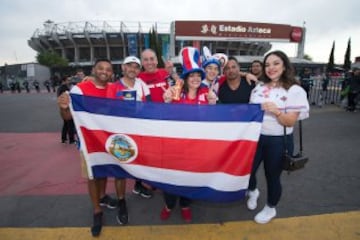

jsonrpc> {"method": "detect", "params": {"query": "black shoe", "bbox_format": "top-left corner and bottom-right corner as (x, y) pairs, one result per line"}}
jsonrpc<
(132, 182), (152, 199)
(99, 195), (118, 209)
(91, 212), (103, 237)
(116, 199), (128, 225)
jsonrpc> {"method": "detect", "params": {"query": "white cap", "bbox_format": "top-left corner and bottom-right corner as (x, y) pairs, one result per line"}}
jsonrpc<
(123, 56), (141, 67)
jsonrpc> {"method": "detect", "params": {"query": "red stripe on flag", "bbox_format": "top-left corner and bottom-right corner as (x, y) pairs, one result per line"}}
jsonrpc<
(81, 127), (256, 176)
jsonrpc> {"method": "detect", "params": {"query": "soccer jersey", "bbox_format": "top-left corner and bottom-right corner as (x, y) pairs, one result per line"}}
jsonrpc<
(250, 83), (309, 135)
(138, 69), (169, 102)
(107, 78), (151, 102)
(69, 79), (110, 179)
(201, 77), (220, 96)
(70, 79), (109, 97)
(173, 86), (210, 105)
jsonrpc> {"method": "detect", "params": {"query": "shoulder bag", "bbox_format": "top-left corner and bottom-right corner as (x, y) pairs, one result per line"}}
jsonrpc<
(283, 120), (309, 173)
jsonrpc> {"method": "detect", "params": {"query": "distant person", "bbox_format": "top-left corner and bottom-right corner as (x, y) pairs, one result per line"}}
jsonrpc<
(71, 69), (86, 86)
(15, 81), (21, 93)
(322, 72), (330, 92)
(340, 71), (352, 102)
(163, 60), (179, 87)
(51, 76), (58, 92)
(57, 76), (76, 144)
(9, 80), (15, 93)
(247, 50), (309, 224)
(33, 80), (40, 93)
(347, 68), (360, 112)
(0, 82), (3, 93)
(23, 80), (30, 93)
(299, 68), (312, 99)
(44, 80), (51, 92)
(250, 60), (264, 81)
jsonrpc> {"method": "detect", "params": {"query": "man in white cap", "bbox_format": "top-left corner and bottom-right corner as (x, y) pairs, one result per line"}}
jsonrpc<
(107, 56), (153, 201)
(108, 56), (151, 102)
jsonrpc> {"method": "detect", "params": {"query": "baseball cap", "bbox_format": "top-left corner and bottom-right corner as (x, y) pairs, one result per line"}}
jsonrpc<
(123, 56), (141, 67)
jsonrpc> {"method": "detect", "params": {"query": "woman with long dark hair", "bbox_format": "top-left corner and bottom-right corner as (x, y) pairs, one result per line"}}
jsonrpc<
(247, 50), (309, 224)
(161, 47), (217, 222)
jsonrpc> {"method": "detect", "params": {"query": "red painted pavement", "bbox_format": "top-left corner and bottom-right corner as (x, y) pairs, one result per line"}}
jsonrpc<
(0, 133), (133, 196)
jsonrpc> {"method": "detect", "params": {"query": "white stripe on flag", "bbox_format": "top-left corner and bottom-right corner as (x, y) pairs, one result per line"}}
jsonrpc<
(75, 111), (261, 141)
(88, 152), (250, 192)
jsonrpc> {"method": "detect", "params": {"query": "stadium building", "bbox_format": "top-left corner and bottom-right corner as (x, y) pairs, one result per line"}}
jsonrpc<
(28, 20), (310, 69)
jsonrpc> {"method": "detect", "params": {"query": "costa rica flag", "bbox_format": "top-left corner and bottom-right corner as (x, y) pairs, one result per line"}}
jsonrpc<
(70, 94), (264, 202)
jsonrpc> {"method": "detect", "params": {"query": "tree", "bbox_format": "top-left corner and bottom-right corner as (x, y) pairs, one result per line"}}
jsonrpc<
(343, 38), (351, 71)
(36, 50), (68, 68)
(303, 54), (312, 61)
(326, 41), (335, 73)
(149, 26), (164, 68)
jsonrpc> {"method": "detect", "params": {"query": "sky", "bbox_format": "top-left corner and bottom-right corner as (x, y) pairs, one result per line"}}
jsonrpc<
(1, 0), (359, 66)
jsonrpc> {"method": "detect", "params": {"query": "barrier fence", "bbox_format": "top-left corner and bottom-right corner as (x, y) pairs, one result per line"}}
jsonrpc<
(0, 75), (350, 109)
(305, 76), (345, 107)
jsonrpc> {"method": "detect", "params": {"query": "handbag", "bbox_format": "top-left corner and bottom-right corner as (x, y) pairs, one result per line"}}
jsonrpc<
(282, 120), (309, 173)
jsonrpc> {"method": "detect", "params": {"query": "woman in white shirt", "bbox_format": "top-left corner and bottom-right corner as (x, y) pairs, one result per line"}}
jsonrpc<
(247, 50), (309, 224)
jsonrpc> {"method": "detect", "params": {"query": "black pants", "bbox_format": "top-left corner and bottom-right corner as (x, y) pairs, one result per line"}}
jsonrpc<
(163, 192), (191, 209)
(347, 91), (358, 111)
(61, 119), (75, 142)
(248, 134), (294, 207)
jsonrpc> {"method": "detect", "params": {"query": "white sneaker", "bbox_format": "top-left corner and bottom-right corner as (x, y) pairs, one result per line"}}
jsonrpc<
(246, 189), (259, 210)
(254, 205), (277, 224)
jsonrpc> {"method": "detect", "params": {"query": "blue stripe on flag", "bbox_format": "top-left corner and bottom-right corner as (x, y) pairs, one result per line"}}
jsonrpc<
(70, 93), (263, 122)
(92, 164), (247, 202)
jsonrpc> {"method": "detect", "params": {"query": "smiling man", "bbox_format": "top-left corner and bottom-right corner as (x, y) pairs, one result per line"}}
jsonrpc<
(138, 49), (174, 102)
(107, 56), (151, 102)
(218, 56), (256, 104)
(58, 58), (129, 236)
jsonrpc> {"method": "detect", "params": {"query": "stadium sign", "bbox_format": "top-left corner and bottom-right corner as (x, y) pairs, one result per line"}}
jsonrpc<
(174, 21), (303, 43)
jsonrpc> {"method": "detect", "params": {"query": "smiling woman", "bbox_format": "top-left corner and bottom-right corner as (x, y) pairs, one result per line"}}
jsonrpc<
(248, 50), (309, 224)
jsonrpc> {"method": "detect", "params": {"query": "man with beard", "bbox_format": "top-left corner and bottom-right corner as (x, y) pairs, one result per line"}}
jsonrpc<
(58, 59), (127, 236)
(218, 56), (256, 103)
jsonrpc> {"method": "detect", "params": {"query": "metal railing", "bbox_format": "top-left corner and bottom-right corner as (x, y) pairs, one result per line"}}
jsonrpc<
(307, 76), (344, 107)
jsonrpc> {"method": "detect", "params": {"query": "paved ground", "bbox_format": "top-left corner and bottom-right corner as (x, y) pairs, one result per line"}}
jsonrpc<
(0, 91), (359, 239)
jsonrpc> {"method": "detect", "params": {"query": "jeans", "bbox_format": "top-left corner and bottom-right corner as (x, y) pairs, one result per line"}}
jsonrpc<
(248, 134), (294, 206)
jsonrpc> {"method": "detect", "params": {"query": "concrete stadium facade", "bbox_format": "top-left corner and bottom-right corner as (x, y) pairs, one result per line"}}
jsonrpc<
(28, 20), (306, 66)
